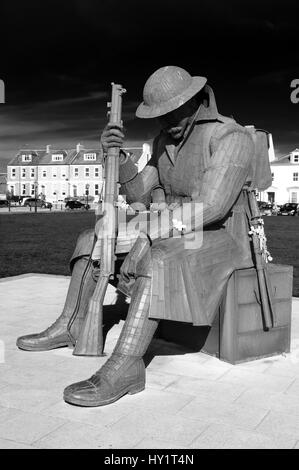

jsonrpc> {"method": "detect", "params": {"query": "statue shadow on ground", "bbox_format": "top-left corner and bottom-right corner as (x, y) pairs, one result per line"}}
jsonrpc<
(102, 291), (211, 368)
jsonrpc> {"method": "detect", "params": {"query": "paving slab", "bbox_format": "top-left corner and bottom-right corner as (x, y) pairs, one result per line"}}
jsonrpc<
(0, 410), (66, 445)
(189, 423), (297, 449)
(33, 421), (107, 449)
(0, 273), (299, 449)
(255, 409), (299, 440)
(177, 398), (269, 430)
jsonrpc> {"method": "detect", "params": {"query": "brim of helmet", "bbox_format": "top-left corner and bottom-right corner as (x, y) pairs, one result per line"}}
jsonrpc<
(135, 76), (207, 119)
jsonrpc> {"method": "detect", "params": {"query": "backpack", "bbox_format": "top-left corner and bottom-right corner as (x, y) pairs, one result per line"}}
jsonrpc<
(244, 126), (272, 191)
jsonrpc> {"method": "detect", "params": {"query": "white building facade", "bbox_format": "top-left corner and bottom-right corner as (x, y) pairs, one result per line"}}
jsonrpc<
(259, 149), (299, 204)
(7, 143), (151, 203)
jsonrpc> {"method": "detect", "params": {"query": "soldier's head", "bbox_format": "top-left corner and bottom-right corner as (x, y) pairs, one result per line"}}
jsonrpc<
(136, 66), (207, 140)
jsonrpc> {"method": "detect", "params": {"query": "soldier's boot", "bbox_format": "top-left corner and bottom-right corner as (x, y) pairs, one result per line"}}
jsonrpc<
(16, 256), (97, 351)
(64, 276), (158, 407)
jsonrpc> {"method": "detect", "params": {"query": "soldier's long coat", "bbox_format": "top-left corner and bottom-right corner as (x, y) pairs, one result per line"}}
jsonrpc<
(73, 86), (255, 326)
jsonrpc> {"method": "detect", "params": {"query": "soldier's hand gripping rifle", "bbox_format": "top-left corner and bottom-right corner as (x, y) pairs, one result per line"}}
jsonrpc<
(73, 83), (126, 356)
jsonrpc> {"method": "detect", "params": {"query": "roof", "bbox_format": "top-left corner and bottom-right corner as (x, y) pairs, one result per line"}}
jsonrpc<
(8, 148), (103, 166)
(271, 148), (299, 166)
(69, 149), (103, 166)
(7, 143), (149, 167)
(271, 155), (291, 166)
(0, 174), (7, 194)
(8, 150), (46, 166)
(38, 149), (77, 166)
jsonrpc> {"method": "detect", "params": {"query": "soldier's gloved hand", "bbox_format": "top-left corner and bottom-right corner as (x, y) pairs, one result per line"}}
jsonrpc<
(150, 201), (167, 212)
(100, 123), (125, 155)
(120, 234), (150, 283)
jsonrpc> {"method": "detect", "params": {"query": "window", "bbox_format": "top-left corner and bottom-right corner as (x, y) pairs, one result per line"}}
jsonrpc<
(42, 170), (47, 178)
(31, 184), (35, 196)
(294, 154), (299, 163)
(84, 153), (96, 161)
(271, 172), (274, 181)
(95, 184), (99, 195)
(10, 186), (14, 195)
(293, 172), (298, 182)
(267, 192), (275, 203)
(30, 168), (35, 178)
(52, 168), (57, 178)
(21, 154), (32, 162)
(52, 154), (63, 161)
(291, 192), (298, 203)
(22, 184), (26, 195)
(74, 167), (79, 177)
(85, 167), (90, 177)
(22, 168), (26, 178)
(94, 167), (99, 178)
(11, 168), (16, 178)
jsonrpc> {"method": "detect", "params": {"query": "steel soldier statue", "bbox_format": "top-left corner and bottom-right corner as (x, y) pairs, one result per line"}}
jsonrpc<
(17, 66), (256, 406)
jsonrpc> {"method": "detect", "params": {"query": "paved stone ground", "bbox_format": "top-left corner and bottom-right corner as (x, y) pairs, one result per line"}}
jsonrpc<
(0, 274), (299, 449)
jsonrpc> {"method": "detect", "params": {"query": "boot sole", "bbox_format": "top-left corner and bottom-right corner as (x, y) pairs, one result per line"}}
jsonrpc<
(63, 382), (145, 407)
(17, 341), (73, 352)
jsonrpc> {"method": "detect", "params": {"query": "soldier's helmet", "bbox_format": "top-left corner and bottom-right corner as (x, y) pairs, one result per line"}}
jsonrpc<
(136, 66), (207, 119)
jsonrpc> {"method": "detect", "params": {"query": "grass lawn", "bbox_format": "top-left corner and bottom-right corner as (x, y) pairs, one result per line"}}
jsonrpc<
(0, 212), (298, 296)
(0, 211), (95, 277)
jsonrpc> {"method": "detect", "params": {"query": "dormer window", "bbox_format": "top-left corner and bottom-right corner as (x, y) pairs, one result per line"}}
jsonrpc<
(21, 154), (32, 162)
(84, 153), (96, 161)
(294, 154), (299, 163)
(52, 154), (64, 162)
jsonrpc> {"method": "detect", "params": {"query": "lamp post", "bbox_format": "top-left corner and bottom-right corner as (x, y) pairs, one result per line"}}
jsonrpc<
(85, 184), (90, 210)
(6, 189), (11, 212)
(34, 180), (38, 213)
(66, 178), (70, 199)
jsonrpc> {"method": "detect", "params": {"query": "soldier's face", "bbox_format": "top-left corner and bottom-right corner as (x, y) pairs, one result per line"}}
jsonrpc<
(158, 98), (198, 140)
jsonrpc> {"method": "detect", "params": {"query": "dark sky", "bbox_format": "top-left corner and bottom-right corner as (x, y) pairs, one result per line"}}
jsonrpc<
(1, 0), (299, 171)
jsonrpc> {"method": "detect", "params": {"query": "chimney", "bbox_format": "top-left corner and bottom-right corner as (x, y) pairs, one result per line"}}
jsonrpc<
(46, 144), (51, 153)
(76, 143), (84, 153)
(268, 133), (276, 162)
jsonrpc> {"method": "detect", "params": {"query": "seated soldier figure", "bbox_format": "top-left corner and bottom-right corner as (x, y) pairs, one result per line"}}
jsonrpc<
(17, 66), (255, 407)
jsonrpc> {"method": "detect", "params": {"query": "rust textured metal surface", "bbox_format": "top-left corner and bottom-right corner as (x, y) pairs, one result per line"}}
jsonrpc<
(64, 276), (158, 406)
(61, 70), (289, 405)
(16, 256), (97, 351)
(74, 83), (126, 356)
(136, 66), (207, 118)
(202, 264), (293, 364)
(119, 86), (256, 326)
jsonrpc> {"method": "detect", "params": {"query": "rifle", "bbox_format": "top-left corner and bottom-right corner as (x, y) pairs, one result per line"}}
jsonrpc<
(73, 83), (126, 356)
(246, 187), (276, 330)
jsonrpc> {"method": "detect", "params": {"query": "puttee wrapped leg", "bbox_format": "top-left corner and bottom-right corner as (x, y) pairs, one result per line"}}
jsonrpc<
(16, 255), (97, 352)
(63, 276), (159, 407)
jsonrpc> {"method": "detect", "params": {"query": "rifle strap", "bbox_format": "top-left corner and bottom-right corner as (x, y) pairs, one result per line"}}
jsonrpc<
(245, 189), (277, 329)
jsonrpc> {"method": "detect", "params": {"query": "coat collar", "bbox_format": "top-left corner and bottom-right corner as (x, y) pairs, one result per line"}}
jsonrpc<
(164, 85), (219, 165)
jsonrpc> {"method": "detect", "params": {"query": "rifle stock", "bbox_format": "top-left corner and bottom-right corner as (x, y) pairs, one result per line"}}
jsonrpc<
(73, 83), (126, 356)
(247, 189), (276, 330)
